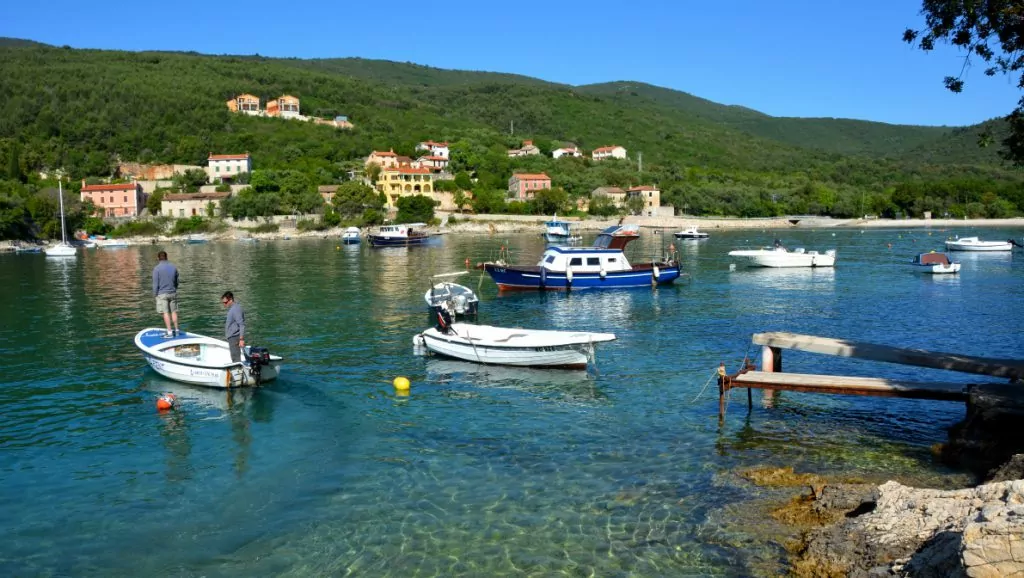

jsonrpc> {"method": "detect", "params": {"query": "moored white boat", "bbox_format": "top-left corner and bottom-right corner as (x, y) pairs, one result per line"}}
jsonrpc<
(99, 239), (129, 248)
(134, 328), (283, 388)
(728, 241), (836, 268)
(424, 272), (479, 317)
(911, 252), (960, 274)
(341, 226), (361, 244)
(368, 223), (434, 247)
(674, 226), (709, 239)
(44, 179), (77, 258)
(543, 215), (581, 243)
(414, 323), (615, 369)
(944, 236), (1012, 252)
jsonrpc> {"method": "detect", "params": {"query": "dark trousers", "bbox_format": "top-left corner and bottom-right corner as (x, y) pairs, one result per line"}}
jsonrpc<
(228, 336), (241, 362)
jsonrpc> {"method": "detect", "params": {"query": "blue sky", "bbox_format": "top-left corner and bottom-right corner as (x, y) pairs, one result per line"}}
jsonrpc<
(2, 0), (1017, 127)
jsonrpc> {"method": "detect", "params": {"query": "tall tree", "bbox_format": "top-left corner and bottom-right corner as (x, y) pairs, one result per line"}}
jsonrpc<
(904, 1), (1024, 163)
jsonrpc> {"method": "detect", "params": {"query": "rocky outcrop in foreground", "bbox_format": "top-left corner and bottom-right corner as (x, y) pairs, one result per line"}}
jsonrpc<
(792, 476), (1024, 577)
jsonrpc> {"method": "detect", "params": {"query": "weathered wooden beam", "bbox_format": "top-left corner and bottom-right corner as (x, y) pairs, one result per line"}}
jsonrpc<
(732, 371), (971, 401)
(752, 332), (1024, 380)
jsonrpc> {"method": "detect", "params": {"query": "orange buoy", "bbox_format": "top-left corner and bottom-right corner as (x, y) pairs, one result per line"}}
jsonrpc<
(156, 393), (176, 411)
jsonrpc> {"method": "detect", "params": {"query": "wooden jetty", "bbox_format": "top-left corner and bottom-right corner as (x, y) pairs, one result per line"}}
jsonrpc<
(718, 332), (1024, 421)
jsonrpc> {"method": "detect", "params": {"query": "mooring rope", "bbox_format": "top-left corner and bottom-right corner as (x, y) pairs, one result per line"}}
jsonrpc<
(690, 368), (721, 403)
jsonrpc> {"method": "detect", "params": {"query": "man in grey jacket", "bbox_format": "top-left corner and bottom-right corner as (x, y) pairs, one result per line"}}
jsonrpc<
(152, 251), (180, 338)
(221, 291), (245, 362)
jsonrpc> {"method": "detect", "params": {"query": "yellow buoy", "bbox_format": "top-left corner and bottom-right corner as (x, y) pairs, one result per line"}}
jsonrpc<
(393, 376), (410, 392)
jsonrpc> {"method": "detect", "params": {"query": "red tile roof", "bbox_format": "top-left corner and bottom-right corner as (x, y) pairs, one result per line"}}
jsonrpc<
(593, 146), (622, 153)
(628, 185), (658, 191)
(511, 173), (551, 180)
(208, 153), (250, 161)
(81, 183), (138, 192)
(420, 140), (448, 147)
(371, 150), (398, 157)
(419, 155), (448, 161)
(164, 192), (231, 201)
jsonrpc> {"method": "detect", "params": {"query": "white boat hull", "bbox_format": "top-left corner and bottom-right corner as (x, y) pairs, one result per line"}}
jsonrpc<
(728, 248), (836, 268)
(44, 243), (77, 257)
(913, 262), (961, 274)
(945, 237), (1011, 252)
(134, 328), (282, 388)
(415, 324), (615, 369)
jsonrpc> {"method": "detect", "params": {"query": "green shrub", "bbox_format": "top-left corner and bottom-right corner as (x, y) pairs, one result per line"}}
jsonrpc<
(447, 214), (458, 225)
(297, 218), (328, 231)
(244, 222), (279, 233)
(110, 220), (164, 237)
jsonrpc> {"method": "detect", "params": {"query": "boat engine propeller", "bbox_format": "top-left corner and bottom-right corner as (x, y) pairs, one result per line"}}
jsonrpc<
(246, 346), (272, 386)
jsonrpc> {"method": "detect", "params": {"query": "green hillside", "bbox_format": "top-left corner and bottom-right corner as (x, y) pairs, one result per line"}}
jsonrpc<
(0, 42), (1021, 240)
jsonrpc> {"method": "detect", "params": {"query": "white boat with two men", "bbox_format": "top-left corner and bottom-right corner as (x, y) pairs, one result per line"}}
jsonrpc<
(944, 236), (1012, 252)
(911, 252), (961, 274)
(414, 321), (615, 369)
(728, 240), (836, 268)
(134, 328), (283, 388)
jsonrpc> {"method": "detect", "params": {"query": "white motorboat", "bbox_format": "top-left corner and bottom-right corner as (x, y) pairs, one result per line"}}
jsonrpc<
(944, 236), (1012, 252)
(341, 226), (361, 244)
(414, 323), (615, 369)
(674, 226), (709, 240)
(911, 252), (960, 274)
(44, 180), (77, 258)
(543, 215), (581, 243)
(728, 241), (836, 268)
(134, 328), (283, 388)
(99, 239), (129, 248)
(425, 272), (479, 317)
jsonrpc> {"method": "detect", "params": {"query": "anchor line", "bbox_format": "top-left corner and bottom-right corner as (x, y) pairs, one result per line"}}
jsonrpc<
(690, 368), (721, 403)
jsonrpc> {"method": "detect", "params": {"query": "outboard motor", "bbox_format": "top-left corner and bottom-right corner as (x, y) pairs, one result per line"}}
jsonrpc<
(246, 346), (272, 386)
(435, 308), (454, 334)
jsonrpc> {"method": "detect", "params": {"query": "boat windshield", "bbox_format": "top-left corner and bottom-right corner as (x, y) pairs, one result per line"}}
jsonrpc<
(593, 224), (639, 250)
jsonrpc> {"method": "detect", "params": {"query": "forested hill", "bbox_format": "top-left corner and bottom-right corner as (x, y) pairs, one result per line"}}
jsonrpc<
(0, 41), (1007, 177)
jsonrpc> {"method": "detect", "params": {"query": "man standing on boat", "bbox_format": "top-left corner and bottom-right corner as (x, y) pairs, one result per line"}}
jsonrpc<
(221, 291), (245, 362)
(152, 251), (180, 338)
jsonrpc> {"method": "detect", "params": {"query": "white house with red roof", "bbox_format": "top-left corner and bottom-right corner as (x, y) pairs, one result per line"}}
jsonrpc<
(414, 155), (450, 172)
(80, 181), (146, 217)
(415, 140), (449, 159)
(592, 145), (627, 161)
(552, 146), (582, 159)
(508, 172), (552, 200)
(207, 153), (251, 182)
(507, 140), (541, 158)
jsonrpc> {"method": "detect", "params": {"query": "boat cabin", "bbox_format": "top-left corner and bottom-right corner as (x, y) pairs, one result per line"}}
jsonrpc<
(375, 223), (426, 238)
(592, 224), (640, 251)
(913, 252), (952, 266)
(536, 246), (633, 273)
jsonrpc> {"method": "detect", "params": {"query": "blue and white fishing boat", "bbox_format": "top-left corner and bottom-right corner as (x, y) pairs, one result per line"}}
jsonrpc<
(368, 223), (435, 247)
(134, 328), (283, 388)
(482, 223), (681, 290)
(341, 226), (361, 245)
(543, 214), (581, 243)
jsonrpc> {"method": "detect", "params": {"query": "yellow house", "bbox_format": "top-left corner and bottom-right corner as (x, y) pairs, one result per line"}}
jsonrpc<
(376, 166), (436, 208)
(226, 94), (260, 115)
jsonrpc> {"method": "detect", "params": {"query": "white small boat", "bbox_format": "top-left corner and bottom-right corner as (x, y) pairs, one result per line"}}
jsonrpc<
(728, 241), (836, 268)
(911, 252), (960, 274)
(414, 323), (615, 369)
(341, 226), (361, 244)
(99, 239), (129, 248)
(543, 215), (581, 243)
(425, 272), (479, 317)
(44, 180), (77, 258)
(944, 236), (1012, 252)
(134, 328), (283, 388)
(674, 226), (709, 239)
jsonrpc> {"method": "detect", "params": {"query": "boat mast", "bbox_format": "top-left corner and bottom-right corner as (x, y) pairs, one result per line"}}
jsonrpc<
(57, 177), (67, 244)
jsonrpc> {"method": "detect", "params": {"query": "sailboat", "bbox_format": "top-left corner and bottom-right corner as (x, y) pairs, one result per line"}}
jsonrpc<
(44, 179), (77, 258)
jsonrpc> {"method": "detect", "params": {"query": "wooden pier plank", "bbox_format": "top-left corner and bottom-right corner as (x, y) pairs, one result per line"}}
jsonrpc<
(731, 371), (970, 401)
(752, 332), (1024, 380)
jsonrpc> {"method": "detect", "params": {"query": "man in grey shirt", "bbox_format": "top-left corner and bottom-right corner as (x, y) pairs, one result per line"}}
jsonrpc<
(221, 291), (245, 362)
(152, 251), (180, 338)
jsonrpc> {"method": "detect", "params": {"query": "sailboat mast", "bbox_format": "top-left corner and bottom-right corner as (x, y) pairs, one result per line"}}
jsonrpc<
(58, 178), (67, 244)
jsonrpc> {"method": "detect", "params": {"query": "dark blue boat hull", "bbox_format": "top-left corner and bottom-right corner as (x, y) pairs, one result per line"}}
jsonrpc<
(484, 263), (680, 290)
(368, 235), (433, 247)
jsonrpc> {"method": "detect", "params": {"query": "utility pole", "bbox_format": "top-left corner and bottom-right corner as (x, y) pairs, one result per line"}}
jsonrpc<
(510, 120), (514, 136)
(638, 152), (642, 174)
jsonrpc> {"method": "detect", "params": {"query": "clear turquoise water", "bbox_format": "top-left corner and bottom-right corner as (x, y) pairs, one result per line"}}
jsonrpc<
(1, 227), (1022, 576)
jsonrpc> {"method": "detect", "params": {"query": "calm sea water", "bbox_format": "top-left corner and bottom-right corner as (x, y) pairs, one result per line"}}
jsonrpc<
(1, 226), (1022, 576)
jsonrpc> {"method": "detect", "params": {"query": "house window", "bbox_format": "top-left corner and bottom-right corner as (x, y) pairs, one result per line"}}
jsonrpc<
(215, 166), (220, 172)
(179, 209), (185, 217)
(100, 197), (104, 203)
(124, 196), (128, 202)
(192, 208), (197, 216)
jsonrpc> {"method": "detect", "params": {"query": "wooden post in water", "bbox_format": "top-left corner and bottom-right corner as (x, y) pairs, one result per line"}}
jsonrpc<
(761, 345), (780, 406)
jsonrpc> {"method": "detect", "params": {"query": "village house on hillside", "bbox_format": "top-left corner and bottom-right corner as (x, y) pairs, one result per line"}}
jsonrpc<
(552, 146), (582, 159)
(592, 146), (627, 161)
(415, 155), (449, 172)
(376, 166), (436, 208)
(318, 185), (338, 205)
(591, 186), (627, 207)
(80, 182), (146, 217)
(508, 173), (552, 200)
(415, 141), (449, 158)
(628, 185), (673, 217)
(507, 140), (541, 158)
(366, 150), (402, 169)
(226, 94), (261, 115)
(266, 95), (301, 119)
(207, 153), (251, 183)
(161, 191), (230, 218)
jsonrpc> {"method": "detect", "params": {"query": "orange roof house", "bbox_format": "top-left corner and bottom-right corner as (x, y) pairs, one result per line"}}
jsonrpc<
(508, 172), (552, 200)
(80, 182), (146, 218)
(265, 95), (301, 118)
(226, 93), (260, 115)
